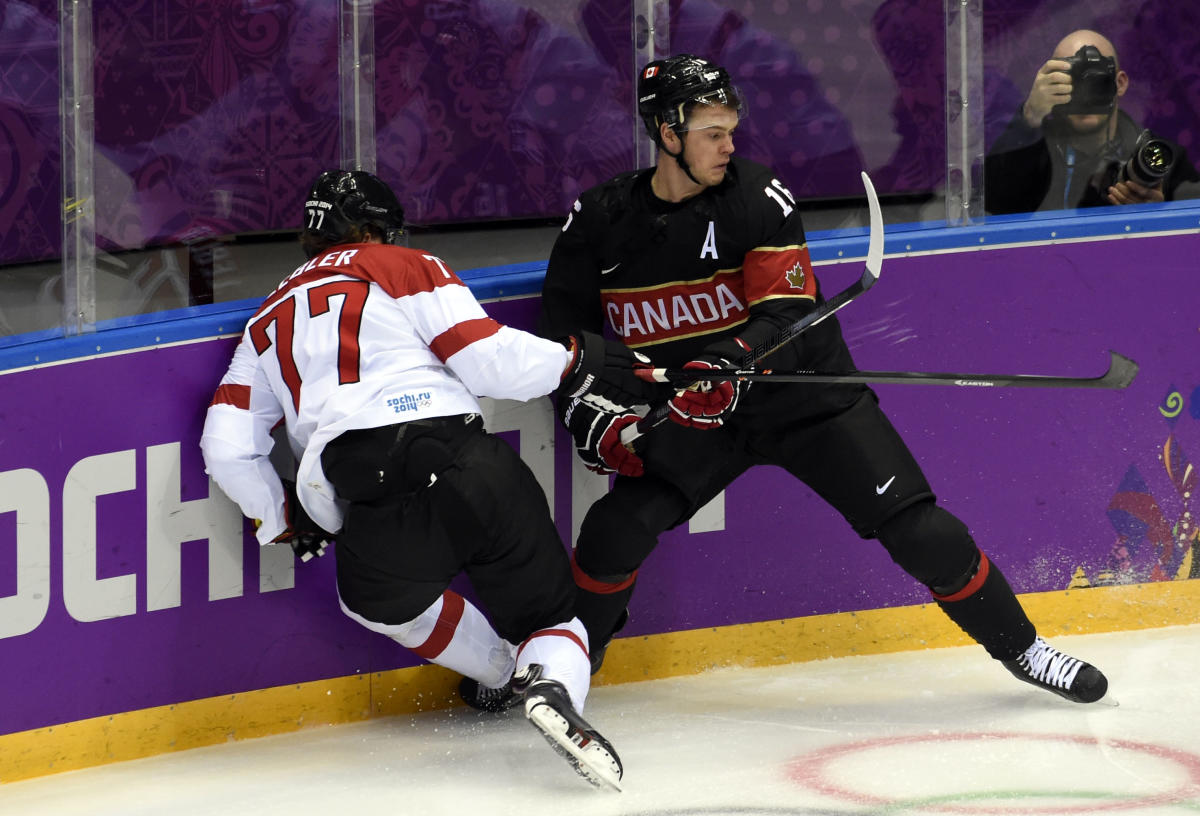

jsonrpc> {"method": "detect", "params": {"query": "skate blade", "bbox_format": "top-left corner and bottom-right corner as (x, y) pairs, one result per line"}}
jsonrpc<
(1093, 691), (1120, 708)
(527, 702), (623, 791)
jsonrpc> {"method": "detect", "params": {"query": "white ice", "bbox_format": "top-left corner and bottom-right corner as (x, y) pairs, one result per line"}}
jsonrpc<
(5, 625), (1199, 816)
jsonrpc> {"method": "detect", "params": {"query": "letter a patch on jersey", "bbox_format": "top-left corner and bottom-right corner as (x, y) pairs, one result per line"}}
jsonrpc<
(700, 221), (718, 259)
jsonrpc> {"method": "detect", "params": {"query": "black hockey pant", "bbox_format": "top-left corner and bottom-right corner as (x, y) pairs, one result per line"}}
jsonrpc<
(572, 392), (1036, 662)
(321, 414), (575, 645)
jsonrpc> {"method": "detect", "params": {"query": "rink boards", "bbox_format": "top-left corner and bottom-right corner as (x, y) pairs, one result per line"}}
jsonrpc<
(2, 218), (1200, 782)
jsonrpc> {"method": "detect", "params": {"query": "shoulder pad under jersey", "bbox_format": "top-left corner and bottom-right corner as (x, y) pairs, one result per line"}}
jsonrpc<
(589, 169), (649, 216)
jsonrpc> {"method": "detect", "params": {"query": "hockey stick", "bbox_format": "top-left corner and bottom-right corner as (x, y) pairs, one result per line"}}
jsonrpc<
(620, 170), (885, 445)
(634, 350), (1139, 390)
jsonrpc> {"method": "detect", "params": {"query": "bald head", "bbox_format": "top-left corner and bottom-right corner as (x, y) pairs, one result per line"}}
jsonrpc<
(1053, 30), (1119, 67)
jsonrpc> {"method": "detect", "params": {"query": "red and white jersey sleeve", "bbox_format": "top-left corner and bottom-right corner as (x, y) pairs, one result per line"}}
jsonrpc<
(201, 341), (292, 542)
(201, 242), (568, 538)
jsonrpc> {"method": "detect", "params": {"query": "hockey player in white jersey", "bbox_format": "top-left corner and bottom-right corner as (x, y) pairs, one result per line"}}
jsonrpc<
(201, 169), (654, 790)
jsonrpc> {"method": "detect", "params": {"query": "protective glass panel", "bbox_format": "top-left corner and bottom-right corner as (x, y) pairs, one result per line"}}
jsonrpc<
(981, 1), (1200, 216)
(0, 0), (62, 337)
(664, 0), (951, 230)
(372, 0), (636, 226)
(85, 1), (336, 317)
(8, 1), (1199, 344)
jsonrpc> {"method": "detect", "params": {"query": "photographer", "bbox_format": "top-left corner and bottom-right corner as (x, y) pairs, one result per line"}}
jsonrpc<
(985, 29), (1199, 215)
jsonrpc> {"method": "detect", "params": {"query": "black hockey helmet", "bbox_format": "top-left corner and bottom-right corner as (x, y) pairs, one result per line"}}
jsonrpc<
(637, 54), (745, 146)
(301, 170), (406, 253)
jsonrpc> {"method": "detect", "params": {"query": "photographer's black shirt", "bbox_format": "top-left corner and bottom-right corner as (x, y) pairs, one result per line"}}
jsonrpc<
(984, 108), (1200, 214)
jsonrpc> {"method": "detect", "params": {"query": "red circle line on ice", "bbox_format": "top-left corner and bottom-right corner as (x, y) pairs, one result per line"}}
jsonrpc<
(785, 731), (1200, 813)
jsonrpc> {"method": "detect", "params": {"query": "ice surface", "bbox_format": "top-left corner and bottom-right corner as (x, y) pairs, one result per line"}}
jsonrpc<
(5, 625), (1199, 816)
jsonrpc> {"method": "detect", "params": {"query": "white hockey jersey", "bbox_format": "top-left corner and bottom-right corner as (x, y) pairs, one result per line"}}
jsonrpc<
(200, 242), (568, 541)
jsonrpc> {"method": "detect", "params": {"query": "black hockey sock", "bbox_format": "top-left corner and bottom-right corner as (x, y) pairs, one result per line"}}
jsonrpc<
(932, 552), (1036, 661)
(573, 584), (634, 649)
(570, 558), (636, 660)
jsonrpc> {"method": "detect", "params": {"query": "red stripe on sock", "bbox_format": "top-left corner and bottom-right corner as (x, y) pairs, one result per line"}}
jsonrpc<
(931, 551), (991, 602)
(411, 591), (465, 659)
(516, 627), (590, 663)
(571, 555), (637, 594)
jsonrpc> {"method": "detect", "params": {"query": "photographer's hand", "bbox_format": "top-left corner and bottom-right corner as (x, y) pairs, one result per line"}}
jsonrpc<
(1023, 59), (1073, 126)
(1107, 179), (1165, 206)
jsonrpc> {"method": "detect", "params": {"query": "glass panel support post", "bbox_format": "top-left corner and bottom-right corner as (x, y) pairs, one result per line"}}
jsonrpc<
(59, 0), (96, 335)
(944, 0), (984, 225)
(340, 0), (378, 173)
(633, 0), (669, 170)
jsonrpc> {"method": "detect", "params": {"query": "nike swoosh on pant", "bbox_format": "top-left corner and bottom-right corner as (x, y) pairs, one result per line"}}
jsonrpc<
(876, 476), (896, 495)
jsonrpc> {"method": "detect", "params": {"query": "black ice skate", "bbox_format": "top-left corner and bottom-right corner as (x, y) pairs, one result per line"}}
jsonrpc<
(515, 665), (623, 790)
(1002, 636), (1108, 703)
(458, 676), (521, 713)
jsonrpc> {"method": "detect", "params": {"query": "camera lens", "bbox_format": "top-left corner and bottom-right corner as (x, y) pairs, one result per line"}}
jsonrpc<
(1139, 141), (1171, 176)
(1126, 137), (1174, 186)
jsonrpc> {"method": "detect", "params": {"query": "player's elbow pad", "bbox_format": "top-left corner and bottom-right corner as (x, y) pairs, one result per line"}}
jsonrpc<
(199, 434), (256, 478)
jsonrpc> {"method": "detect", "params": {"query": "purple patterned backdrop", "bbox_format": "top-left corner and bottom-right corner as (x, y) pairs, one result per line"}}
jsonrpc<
(89, 0), (335, 255)
(0, 0), (61, 266)
(1, 0), (1197, 267)
(372, 0), (636, 224)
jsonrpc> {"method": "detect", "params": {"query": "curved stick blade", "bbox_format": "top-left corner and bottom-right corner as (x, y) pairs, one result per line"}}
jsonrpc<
(861, 171), (883, 285)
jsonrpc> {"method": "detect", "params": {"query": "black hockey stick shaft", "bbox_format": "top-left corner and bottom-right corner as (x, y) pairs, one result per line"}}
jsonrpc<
(620, 171), (885, 446)
(639, 350), (1139, 390)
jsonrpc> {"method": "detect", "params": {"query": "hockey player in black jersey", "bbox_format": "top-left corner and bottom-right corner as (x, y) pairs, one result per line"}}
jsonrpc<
(535, 54), (1109, 704)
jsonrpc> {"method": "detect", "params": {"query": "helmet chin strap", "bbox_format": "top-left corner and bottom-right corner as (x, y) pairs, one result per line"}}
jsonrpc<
(660, 129), (703, 187)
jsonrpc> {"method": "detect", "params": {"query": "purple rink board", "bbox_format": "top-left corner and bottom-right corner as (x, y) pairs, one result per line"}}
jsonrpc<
(2, 233), (1199, 735)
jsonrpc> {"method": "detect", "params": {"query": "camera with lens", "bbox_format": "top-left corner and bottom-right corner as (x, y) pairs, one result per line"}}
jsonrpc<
(1057, 45), (1117, 115)
(1118, 129), (1175, 188)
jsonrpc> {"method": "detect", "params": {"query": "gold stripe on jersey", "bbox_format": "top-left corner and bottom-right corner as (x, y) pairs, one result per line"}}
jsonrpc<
(619, 317), (750, 350)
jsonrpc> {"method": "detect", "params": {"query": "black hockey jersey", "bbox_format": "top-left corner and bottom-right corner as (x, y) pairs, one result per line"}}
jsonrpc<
(538, 156), (864, 423)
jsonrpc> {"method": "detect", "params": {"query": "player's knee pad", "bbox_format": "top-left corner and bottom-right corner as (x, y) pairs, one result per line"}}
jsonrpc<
(576, 509), (654, 580)
(576, 484), (685, 577)
(876, 500), (978, 589)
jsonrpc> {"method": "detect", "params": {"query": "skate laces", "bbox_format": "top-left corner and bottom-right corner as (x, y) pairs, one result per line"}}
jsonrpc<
(1016, 637), (1083, 689)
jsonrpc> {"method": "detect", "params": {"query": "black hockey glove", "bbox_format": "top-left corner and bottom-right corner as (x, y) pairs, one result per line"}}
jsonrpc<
(668, 339), (752, 430)
(557, 332), (657, 410)
(271, 479), (333, 562)
(561, 397), (644, 477)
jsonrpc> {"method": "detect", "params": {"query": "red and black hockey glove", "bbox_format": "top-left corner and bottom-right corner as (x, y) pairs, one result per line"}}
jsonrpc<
(668, 355), (749, 429)
(271, 479), (334, 562)
(562, 399), (645, 477)
(557, 332), (657, 409)
(590, 413), (644, 477)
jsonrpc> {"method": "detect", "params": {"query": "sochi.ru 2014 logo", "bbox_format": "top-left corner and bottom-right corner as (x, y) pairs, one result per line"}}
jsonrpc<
(387, 391), (432, 413)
